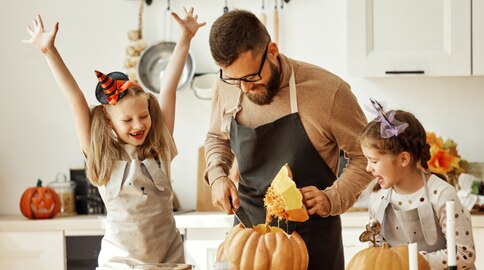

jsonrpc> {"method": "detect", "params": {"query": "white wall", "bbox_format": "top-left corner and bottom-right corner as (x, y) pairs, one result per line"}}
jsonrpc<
(1, 0), (483, 215)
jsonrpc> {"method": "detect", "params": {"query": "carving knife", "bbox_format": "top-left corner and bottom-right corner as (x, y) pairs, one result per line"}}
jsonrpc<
(233, 206), (253, 228)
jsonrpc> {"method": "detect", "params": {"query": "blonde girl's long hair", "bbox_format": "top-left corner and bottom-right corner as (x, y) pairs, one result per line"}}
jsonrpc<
(86, 86), (169, 186)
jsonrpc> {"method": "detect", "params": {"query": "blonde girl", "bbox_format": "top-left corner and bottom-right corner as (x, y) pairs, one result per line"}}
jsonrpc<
(23, 8), (205, 270)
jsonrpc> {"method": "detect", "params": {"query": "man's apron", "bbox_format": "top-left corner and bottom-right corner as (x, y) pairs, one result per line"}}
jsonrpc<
(97, 144), (184, 270)
(374, 172), (446, 251)
(229, 66), (344, 270)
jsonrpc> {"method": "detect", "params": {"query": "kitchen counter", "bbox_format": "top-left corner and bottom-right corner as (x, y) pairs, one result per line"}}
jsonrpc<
(2, 211), (484, 270)
(1, 210), (484, 235)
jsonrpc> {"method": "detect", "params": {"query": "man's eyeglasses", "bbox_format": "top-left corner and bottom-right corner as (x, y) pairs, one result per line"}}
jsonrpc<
(219, 42), (270, 85)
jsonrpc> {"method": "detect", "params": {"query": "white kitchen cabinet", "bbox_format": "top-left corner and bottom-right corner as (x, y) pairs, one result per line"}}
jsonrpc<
(184, 227), (231, 270)
(347, 0), (472, 77)
(0, 231), (65, 270)
(474, 0), (484, 75)
(342, 228), (369, 267)
(473, 227), (484, 269)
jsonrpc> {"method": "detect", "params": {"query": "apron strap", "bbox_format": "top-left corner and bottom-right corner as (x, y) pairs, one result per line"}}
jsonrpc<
(375, 192), (390, 224)
(417, 171), (439, 245)
(233, 91), (243, 118)
(288, 65), (297, 113)
(142, 159), (168, 192)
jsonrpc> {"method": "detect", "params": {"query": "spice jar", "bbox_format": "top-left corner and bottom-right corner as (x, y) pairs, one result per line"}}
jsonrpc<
(48, 173), (77, 216)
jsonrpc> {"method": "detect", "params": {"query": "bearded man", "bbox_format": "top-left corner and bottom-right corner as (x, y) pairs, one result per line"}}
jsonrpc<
(204, 10), (372, 270)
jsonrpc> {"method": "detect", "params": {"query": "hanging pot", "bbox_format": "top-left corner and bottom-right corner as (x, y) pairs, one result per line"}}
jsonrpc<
(191, 72), (217, 100)
(137, 1), (195, 94)
(137, 41), (195, 94)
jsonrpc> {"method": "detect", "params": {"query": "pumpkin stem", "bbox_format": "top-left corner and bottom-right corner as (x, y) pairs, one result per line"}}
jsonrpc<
(36, 179), (43, 187)
(382, 242), (391, 249)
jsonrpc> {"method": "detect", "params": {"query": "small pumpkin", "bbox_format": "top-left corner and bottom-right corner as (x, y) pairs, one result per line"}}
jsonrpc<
(346, 242), (431, 270)
(20, 179), (60, 219)
(216, 224), (309, 270)
(264, 164), (309, 222)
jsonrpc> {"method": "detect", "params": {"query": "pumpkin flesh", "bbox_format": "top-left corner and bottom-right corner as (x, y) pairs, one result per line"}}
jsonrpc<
(264, 164), (309, 222)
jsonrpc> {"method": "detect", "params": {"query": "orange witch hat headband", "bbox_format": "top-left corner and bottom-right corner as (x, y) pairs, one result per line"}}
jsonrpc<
(95, 70), (137, 105)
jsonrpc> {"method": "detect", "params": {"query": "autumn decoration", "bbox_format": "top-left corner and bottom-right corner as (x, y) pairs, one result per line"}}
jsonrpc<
(20, 179), (60, 219)
(426, 132), (467, 186)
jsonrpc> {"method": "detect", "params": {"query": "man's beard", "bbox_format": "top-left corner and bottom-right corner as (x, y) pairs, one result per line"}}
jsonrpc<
(245, 60), (281, 105)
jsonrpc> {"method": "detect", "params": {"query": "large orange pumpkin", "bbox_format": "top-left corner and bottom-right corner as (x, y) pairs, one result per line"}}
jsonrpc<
(346, 242), (431, 270)
(20, 179), (60, 219)
(216, 224), (309, 270)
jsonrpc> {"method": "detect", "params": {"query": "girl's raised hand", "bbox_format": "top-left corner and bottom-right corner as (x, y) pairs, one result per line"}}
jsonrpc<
(171, 7), (206, 39)
(22, 15), (59, 54)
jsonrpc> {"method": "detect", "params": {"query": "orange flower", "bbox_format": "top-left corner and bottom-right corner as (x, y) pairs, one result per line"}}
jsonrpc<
(426, 132), (464, 175)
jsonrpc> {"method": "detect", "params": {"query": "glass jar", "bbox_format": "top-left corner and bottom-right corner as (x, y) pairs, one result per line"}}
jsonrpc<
(48, 173), (77, 216)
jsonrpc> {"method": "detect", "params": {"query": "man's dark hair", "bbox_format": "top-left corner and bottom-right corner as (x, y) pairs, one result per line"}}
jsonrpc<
(209, 10), (271, 67)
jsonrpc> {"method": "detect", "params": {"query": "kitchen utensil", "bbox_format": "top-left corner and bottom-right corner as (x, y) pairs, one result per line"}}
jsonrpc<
(132, 263), (193, 270)
(196, 146), (220, 211)
(273, 0), (279, 43)
(260, 0), (266, 26)
(233, 205), (253, 228)
(191, 73), (217, 100)
(137, 41), (195, 93)
(223, 0), (229, 13)
(137, 1), (195, 94)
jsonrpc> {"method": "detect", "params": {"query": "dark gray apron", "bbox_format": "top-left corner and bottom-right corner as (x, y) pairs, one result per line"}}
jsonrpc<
(229, 66), (344, 270)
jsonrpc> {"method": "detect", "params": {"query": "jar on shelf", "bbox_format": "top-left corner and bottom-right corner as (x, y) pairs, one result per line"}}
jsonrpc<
(48, 173), (77, 216)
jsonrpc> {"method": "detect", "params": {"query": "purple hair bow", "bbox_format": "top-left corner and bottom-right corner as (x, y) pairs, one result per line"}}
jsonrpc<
(367, 98), (408, 138)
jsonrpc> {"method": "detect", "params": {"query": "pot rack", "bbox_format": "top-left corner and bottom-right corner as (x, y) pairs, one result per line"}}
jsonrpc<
(137, 0), (291, 6)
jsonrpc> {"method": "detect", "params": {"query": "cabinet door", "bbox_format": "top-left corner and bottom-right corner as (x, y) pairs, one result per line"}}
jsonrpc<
(0, 231), (65, 270)
(473, 228), (484, 269)
(473, 0), (484, 75)
(342, 228), (369, 267)
(348, 0), (471, 77)
(184, 228), (231, 270)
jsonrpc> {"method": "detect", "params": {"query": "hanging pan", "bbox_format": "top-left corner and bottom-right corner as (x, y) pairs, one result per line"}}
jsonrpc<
(137, 1), (195, 94)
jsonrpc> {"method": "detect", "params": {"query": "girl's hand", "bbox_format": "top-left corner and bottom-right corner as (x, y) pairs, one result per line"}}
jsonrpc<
(22, 15), (59, 54)
(171, 7), (206, 40)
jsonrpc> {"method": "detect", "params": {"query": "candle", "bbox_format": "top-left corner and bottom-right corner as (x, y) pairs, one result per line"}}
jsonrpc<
(408, 242), (418, 270)
(446, 201), (457, 268)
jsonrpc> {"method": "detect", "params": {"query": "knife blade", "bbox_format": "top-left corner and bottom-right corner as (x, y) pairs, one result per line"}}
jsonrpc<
(233, 205), (253, 228)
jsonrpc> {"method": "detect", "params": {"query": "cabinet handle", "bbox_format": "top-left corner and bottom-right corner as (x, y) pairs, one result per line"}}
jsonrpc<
(385, 70), (425, 74)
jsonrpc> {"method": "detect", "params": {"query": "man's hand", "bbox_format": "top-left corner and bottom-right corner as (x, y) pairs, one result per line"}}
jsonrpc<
(300, 186), (330, 217)
(211, 176), (239, 214)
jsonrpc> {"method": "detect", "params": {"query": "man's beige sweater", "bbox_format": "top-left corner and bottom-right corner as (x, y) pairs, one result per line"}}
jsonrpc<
(204, 54), (372, 216)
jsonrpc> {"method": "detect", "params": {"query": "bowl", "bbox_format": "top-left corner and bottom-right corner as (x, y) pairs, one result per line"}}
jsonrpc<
(137, 41), (195, 94)
(191, 73), (218, 100)
(132, 263), (193, 270)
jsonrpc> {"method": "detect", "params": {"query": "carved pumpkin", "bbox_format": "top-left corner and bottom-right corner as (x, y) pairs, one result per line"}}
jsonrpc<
(20, 179), (60, 219)
(346, 242), (431, 270)
(264, 164), (308, 222)
(216, 224), (309, 270)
